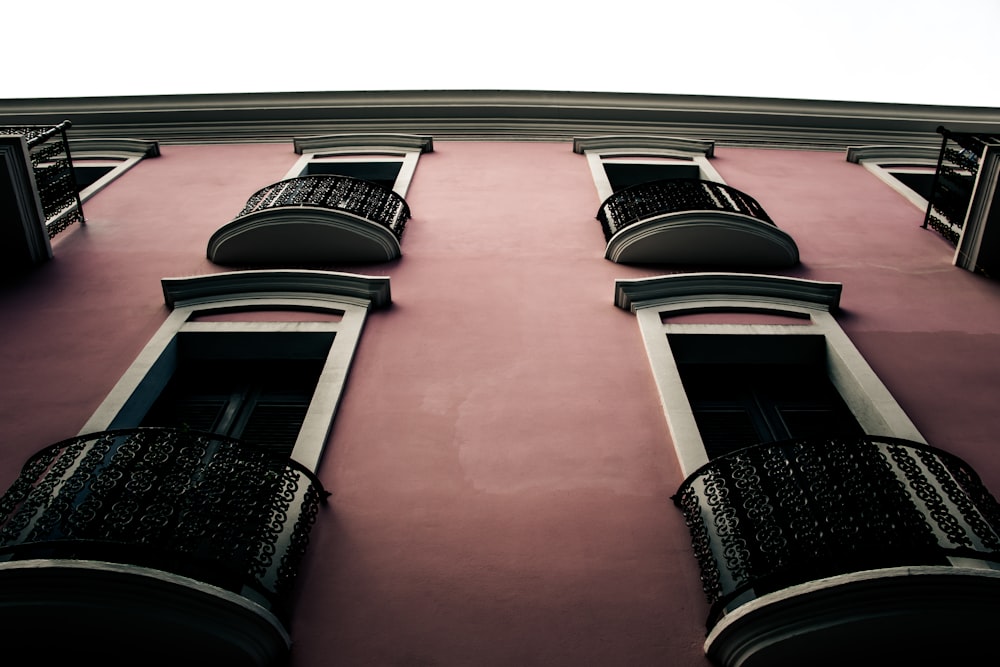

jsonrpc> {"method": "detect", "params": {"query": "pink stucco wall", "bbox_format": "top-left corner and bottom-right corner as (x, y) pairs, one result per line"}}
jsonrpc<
(1, 139), (999, 665)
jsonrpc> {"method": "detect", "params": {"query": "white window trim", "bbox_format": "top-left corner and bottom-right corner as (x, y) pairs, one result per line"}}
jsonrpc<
(80, 269), (390, 473)
(288, 133), (433, 196)
(847, 144), (1000, 274)
(615, 272), (925, 477)
(69, 137), (160, 202)
(845, 145), (943, 212)
(574, 135), (720, 202)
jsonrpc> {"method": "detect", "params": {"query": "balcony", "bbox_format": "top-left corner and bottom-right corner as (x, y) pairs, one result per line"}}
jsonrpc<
(674, 436), (1000, 666)
(922, 127), (1000, 277)
(208, 174), (412, 265)
(0, 121), (85, 272)
(596, 179), (798, 266)
(0, 427), (327, 665)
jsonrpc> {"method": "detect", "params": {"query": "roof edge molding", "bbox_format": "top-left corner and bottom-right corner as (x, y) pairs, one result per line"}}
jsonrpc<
(574, 135), (715, 157)
(161, 269), (392, 310)
(5, 91), (999, 149)
(605, 212), (799, 267)
(293, 133), (434, 155)
(845, 145), (942, 163)
(614, 272), (842, 312)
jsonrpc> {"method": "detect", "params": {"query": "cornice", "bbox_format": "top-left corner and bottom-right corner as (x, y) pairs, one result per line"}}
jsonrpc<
(1, 90), (998, 150)
(68, 137), (160, 158)
(573, 135), (715, 157)
(161, 269), (392, 310)
(845, 144), (942, 164)
(293, 133), (433, 155)
(614, 272), (843, 312)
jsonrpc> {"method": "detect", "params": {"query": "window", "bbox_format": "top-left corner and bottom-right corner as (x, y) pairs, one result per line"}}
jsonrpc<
(67, 137), (160, 200)
(289, 133), (433, 196)
(845, 145), (949, 211)
(674, 336), (864, 459)
(614, 272), (924, 475)
(81, 269), (391, 472)
(848, 137), (1000, 277)
(576, 136), (797, 267)
(207, 135), (430, 265)
(574, 135), (723, 202)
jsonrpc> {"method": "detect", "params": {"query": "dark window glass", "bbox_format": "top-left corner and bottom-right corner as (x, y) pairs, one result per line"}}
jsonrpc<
(605, 163), (701, 192)
(140, 357), (324, 457)
(677, 362), (864, 459)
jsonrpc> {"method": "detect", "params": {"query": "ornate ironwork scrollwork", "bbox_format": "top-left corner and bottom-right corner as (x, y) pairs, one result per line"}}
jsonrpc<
(673, 436), (1000, 630)
(0, 428), (327, 624)
(1, 121), (85, 237)
(923, 128), (1000, 249)
(596, 178), (775, 241)
(238, 174), (411, 239)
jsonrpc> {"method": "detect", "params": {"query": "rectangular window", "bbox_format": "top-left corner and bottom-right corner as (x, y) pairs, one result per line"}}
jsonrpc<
(670, 334), (863, 459)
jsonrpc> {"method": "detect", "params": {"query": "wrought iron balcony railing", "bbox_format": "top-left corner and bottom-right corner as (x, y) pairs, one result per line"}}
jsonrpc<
(921, 127), (995, 245)
(0, 121), (85, 237)
(0, 427), (327, 624)
(239, 174), (410, 239)
(673, 436), (1000, 630)
(208, 174), (413, 265)
(597, 178), (775, 241)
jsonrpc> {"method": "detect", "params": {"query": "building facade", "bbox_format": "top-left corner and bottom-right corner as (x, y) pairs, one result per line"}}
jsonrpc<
(2, 91), (1000, 665)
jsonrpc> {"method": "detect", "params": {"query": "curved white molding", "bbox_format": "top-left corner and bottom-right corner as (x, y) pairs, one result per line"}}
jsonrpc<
(207, 208), (401, 266)
(706, 565), (1000, 667)
(845, 144), (940, 164)
(614, 272), (841, 312)
(293, 133), (434, 155)
(161, 269), (392, 310)
(0, 559), (288, 665)
(68, 137), (160, 158)
(574, 135), (714, 157)
(605, 212), (799, 267)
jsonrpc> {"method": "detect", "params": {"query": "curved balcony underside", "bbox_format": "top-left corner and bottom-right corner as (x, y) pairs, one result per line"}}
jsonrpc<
(706, 565), (1000, 667)
(674, 436), (1000, 667)
(598, 178), (797, 267)
(605, 210), (799, 266)
(0, 559), (288, 666)
(208, 207), (402, 264)
(209, 174), (409, 265)
(0, 428), (326, 666)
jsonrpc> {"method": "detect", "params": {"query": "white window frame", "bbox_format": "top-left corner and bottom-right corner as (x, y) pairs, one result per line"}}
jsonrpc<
(574, 135), (722, 202)
(845, 145), (945, 212)
(68, 137), (160, 202)
(615, 272), (925, 476)
(288, 133), (433, 197)
(80, 270), (390, 473)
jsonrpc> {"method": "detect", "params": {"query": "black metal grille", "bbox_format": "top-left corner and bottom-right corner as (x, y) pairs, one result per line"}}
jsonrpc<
(0, 428), (327, 623)
(672, 436), (1000, 630)
(922, 127), (1000, 246)
(238, 174), (411, 239)
(596, 178), (774, 241)
(0, 121), (84, 237)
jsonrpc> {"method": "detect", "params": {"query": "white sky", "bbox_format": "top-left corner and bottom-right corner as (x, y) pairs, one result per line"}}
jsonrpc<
(4, 0), (999, 107)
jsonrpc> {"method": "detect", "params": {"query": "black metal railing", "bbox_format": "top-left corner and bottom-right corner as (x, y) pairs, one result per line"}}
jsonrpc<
(922, 127), (999, 245)
(673, 436), (1000, 630)
(0, 428), (327, 623)
(596, 179), (775, 241)
(0, 121), (84, 237)
(237, 174), (410, 239)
